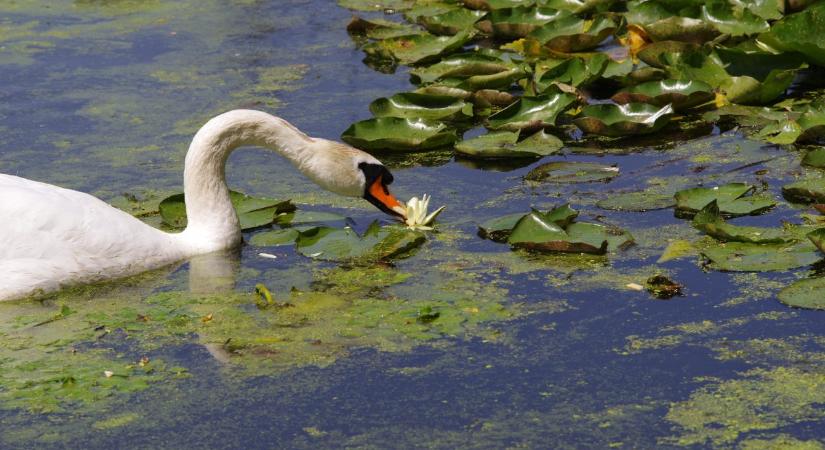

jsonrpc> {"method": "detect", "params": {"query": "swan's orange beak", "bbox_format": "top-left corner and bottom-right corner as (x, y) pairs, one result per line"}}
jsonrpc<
(367, 175), (406, 219)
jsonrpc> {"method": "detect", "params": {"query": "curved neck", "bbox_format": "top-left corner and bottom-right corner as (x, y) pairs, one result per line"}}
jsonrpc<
(179, 110), (313, 252)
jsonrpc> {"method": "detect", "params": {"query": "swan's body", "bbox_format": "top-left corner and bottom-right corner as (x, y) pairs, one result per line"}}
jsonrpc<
(0, 110), (404, 301)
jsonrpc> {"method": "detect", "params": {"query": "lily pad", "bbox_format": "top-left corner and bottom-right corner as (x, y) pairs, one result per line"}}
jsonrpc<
(508, 211), (632, 254)
(274, 210), (347, 227)
(802, 148), (825, 169)
(369, 93), (474, 122)
(486, 87), (578, 131)
(596, 190), (676, 211)
(644, 17), (720, 44)
(528, 14), (618, 53)
(674, 183), (776, 218)
(158, 191), (295, 231)
(409, 52), (522, 89)
(524, 161), (619, 183)
(480, 6), (569, 39)
(531, 54), (609, 92)
(296, 222), (425, 262)
(782, 178), (825, 204)
(416, 7), (487, 35)
(701, 2), (769, 36)
(363, 28), (476, 66)
(693, 201), (794, 244)
(479, 204), (579, 242)
(809, 228), (825, 253)
(347, 17), (425, 41)
(637, 40), (702, 69)
(542, 0), (615, 14)
(342, 117), (458, 151)
(249, 229), (301, 247)
(701, 241), (822, 271)
(574, 103), (673, 137)
(454, 129), (563, 159)
(611, 79), (713, 111)
(758, 1), (825, 66)
(778, 277), (825, 310)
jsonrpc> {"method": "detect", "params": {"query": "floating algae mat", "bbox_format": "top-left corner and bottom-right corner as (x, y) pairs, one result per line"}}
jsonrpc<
(1, 0), (825, 448)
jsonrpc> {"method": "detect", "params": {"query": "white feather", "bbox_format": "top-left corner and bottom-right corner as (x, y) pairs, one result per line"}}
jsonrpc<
(0, 110), (377, 301)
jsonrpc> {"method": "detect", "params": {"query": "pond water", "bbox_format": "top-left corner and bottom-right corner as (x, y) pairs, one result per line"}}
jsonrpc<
(1, 1), (824, 448)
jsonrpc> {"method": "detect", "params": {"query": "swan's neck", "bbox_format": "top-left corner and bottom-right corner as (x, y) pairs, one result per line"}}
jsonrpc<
(180, 110), (313, 252)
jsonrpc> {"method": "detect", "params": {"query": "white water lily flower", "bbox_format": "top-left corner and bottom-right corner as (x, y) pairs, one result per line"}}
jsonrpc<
(404, 194), (446, 230)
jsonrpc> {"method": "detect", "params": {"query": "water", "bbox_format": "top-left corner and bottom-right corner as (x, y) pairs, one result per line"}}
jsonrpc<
(0, 1), (824, 448)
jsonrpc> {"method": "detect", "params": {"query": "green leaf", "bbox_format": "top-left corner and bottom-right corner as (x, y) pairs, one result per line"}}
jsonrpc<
(363, 28), (476, 66)
(778, 277), (825, 310)
(409, 52), (523, 88)
(644, 16), (720, 44)
(273, 210), (347, 227)
(574, 103), (673, 137)
(508, 212), (632, 254)
(524, 161), (619, 183)
(692, 201), (794, 244)
(478, 212), (526, 242)
(531, 54), (609, 92)
(809, 228), (825, 253)
(296, 223), (425, 262)
(700, 241), (822, 271)
(541, 0), (615, 14)
(481, 6), (569, 39)
(455, 129), (563, 159)
(802, 149), (825, 168)
(758, 1), (825, 66)
(674, 183), (776, 218)
(346, 17), (425, 41)
(701, 2), (769, 36)
(248, 229), (301, 247)
(611, 79), (713, 111)
(158, 191), (294, 231)
(528, 14), (618, 52)
(370, 93), (474, 122)
(782, 177), (825, 204)
(416, 7), (487, 36)
(342, 117), (458, 151)
(486, 87), (578, 131)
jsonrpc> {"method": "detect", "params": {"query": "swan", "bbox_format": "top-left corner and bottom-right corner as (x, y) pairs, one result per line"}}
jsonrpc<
(0, 109), (406, 302)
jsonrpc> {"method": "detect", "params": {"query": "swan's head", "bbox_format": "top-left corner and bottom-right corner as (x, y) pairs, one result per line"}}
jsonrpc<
(358, 160), (406, 219)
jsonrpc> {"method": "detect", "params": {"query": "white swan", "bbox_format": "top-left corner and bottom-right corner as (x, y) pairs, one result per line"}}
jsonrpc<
(0, 110), (406, 302)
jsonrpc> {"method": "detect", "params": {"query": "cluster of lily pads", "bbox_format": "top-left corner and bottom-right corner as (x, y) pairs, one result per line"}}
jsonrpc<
(336, 0), (825, 305)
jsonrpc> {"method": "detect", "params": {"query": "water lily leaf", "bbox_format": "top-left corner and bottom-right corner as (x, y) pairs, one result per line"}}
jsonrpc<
(416, 7), (487, 35)
(574, 103), (673, 137)
(479, 204), (579, 242)
(797, 109), (825, 143)
(611, 79), (713, 111)
(347, 17), (425, 41)
(486, 87), (578, 131)
(158, 191), (294, 231)
(455, 129), (563, 159)
(596, 190), (676, 211)
(528, 14), (618, 52)
(296, 223), (425, 262)
(758, 120), (803, 145)
(736, 0), (784, 20)
(693, 201), (794, 244)
(409, 52), (519, 86)
(508, 212), (632, 254)
(637, 41), (702, 69)
(342, 117), (458, 151)
(803, 148), (825, 169)
(809, 228), (825, 253)
(541, 0), (615, 14)
(675, 183), (776, 218)
(701, 2), (769, 36)
(657, 239), (697, 263)
(778, 277), (825, 310)
(363, 28), (476, 66)
(700, 241), (821, 271)
(337, 0), (414, 11)
(644, 17), (720, 43)
(783, 177), (825, 204)
(758, 1), (825, 66)
(249, 229), (301, 247)
(531, 54), (609, 92)
(369, 93), (474, 122)
(274, 210), (347, 227)
(478, 212), (526, 242)
(524, 161), (619, 183)
(480, 6), (569, 39)
(463, 0), (531, 10)
(625, 0), (696, 25)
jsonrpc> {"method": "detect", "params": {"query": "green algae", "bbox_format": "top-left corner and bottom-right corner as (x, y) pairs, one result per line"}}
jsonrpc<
(664, 367), (825, 447)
